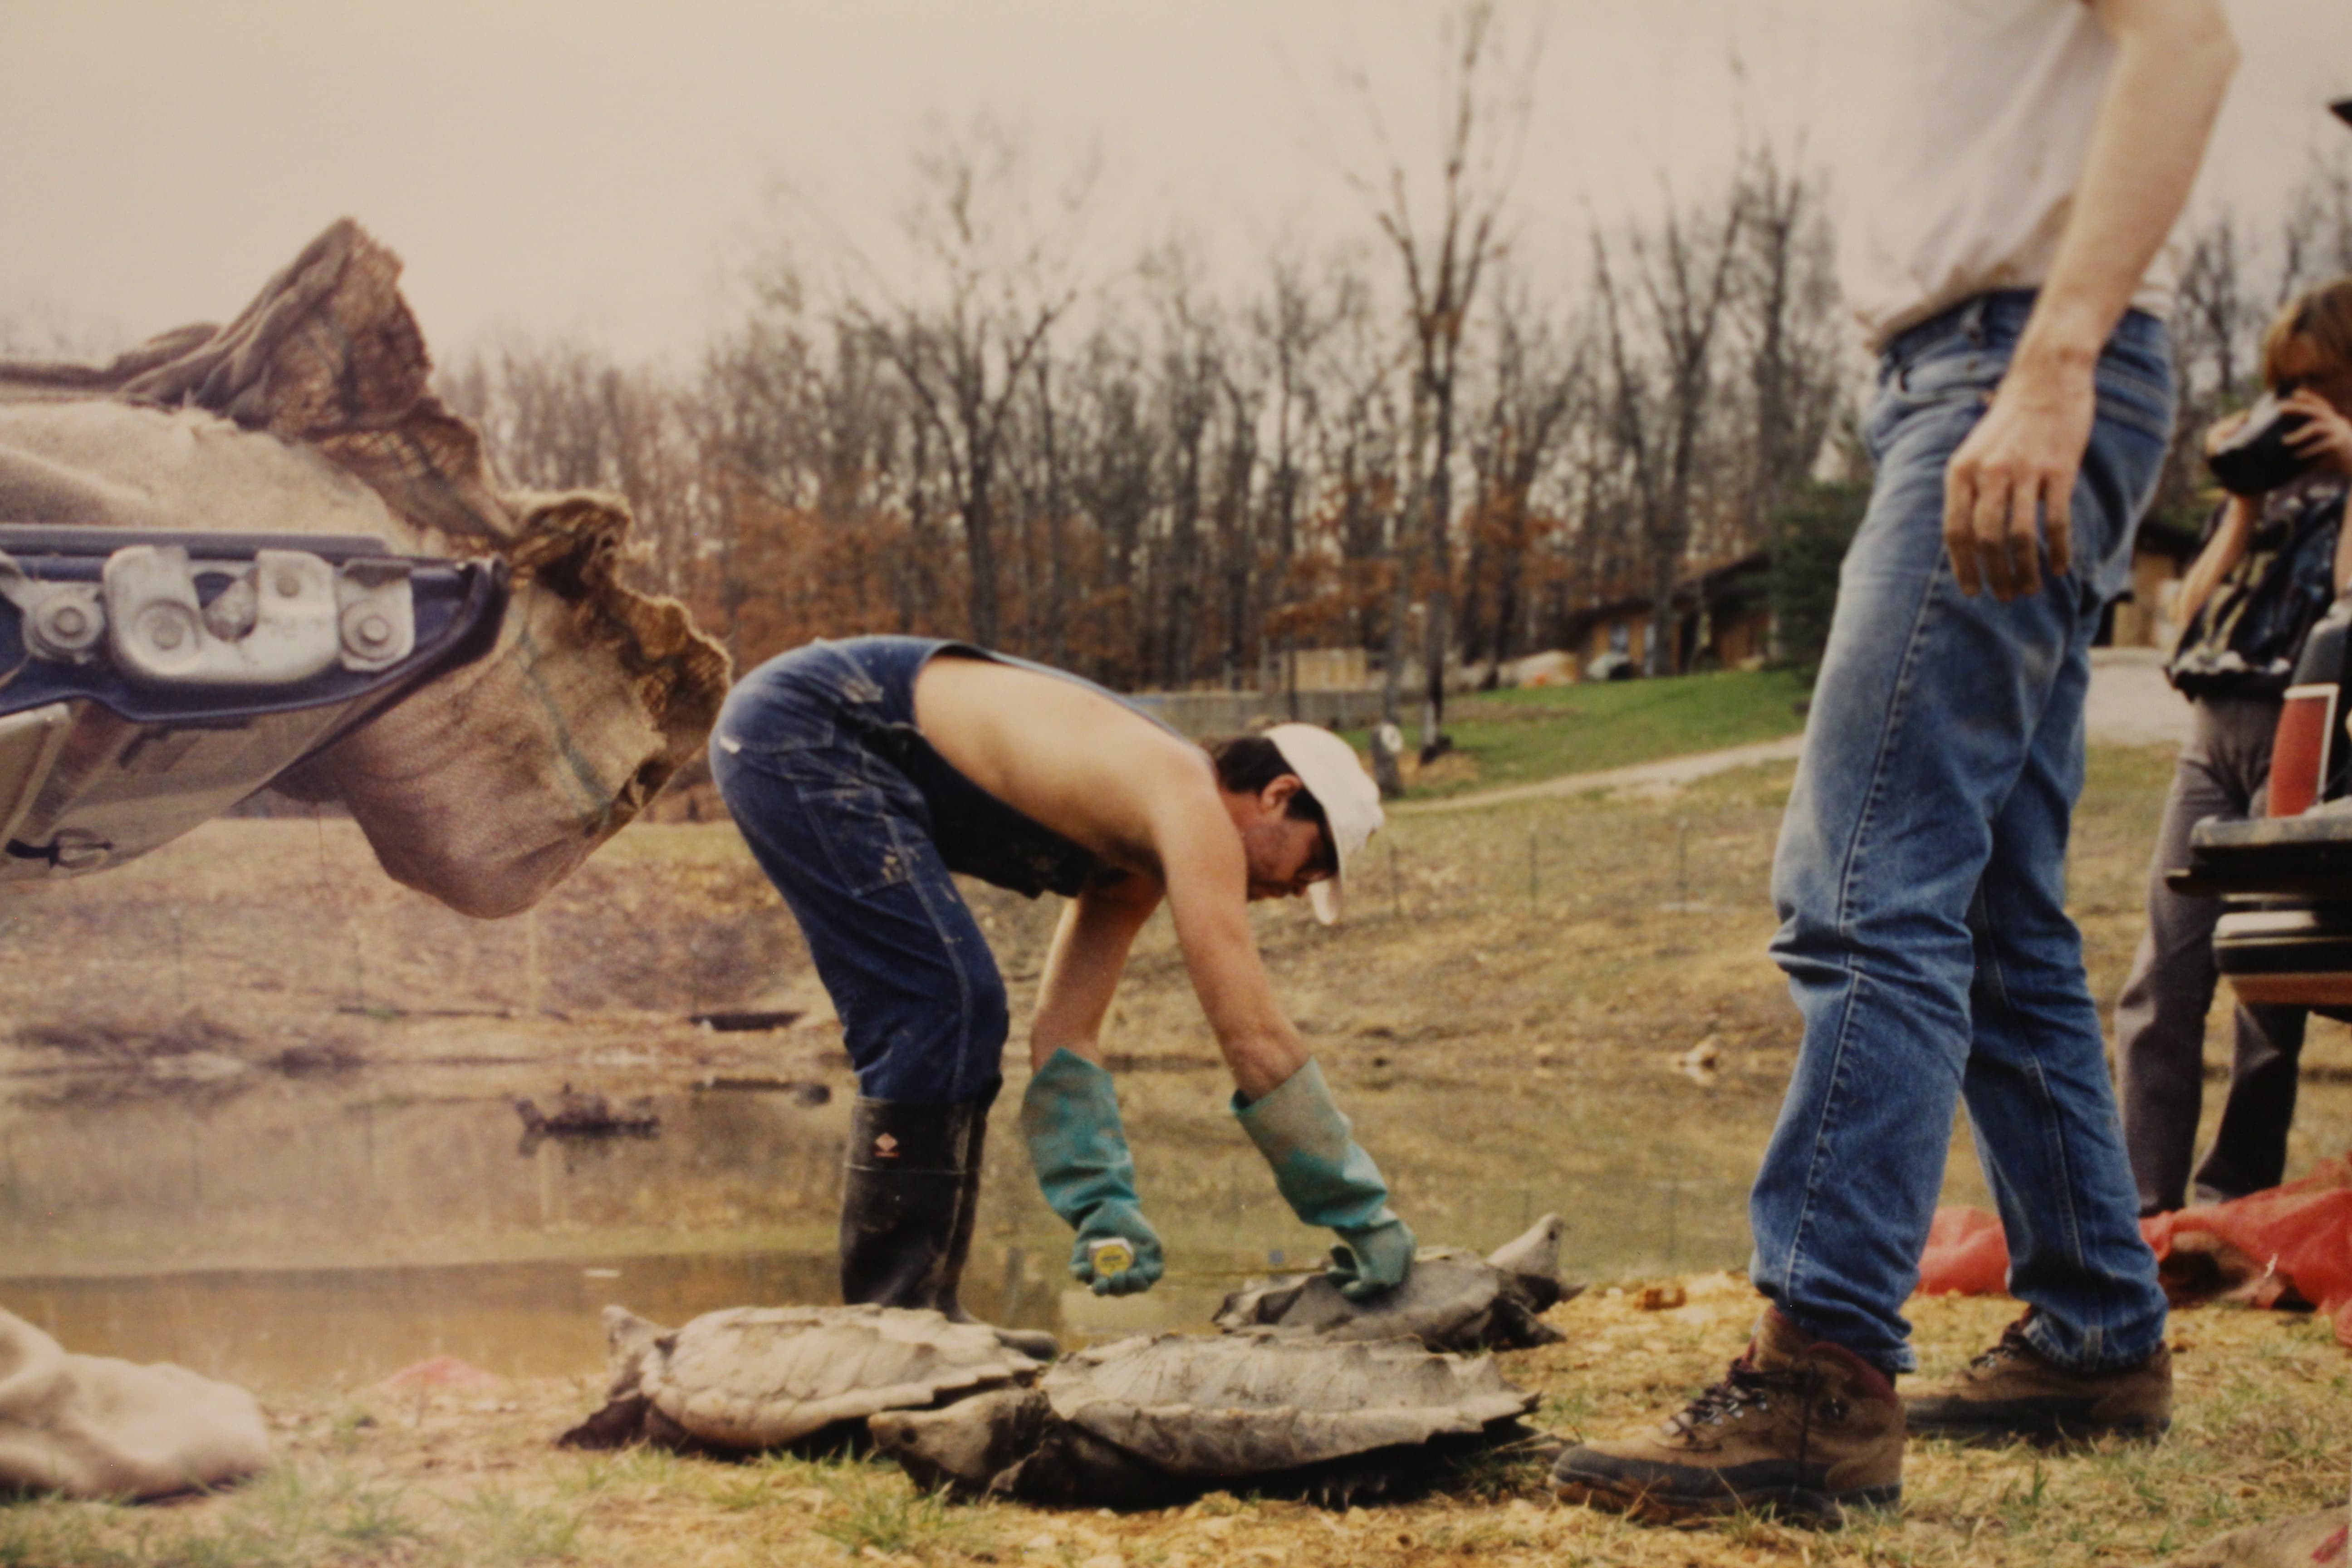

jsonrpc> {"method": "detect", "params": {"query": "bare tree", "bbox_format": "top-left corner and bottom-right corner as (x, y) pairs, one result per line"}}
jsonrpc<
(443, 337), (706, 598)
(1247, 253), (1352, 714)
(1729, 145), (1844, 545)
(1462, 274), (1581, 685)
(1350, 0), (1529, 736)
(2154, 209), (2265, 529)
(852, 124), (1083, 651)
(1307, 261), (1413, 725)
(1141, 244), (1223, 687)
(1065, 325), (1157, 685)
(691, 274), (923, 661)
(1212, 368), (1262, 689)
(1592, 179), (1745, 676)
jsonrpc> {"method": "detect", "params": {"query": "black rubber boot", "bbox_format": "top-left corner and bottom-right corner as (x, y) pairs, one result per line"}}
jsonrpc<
(938, 1103), (1059, 1361)
(839, 1094), (1058, 1361)
(839, 1096), (967, 1308)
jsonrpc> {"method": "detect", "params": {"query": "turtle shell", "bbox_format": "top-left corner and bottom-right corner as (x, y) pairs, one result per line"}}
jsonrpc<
(1042, 1333), (1535, 1476)
(1213, 1215), (1575, 1351)
(1215, 1250), (1509, 1348)
(575, 1303), (1039, 1451)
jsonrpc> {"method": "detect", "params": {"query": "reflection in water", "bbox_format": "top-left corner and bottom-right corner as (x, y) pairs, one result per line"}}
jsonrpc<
(1, 1252), (838, 1389)
(0, 1063), (1850, 1389)
(511, 1085), (664, 1156)
(0, 1083), (850, 1275)
(0, 1245), (1282, 1389)
(0, 1072), (1791, 1279)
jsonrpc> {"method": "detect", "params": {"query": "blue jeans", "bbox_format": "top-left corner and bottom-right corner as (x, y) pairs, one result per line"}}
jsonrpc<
(708, 641), (1008, 1106)
(1749, 292), (2173, 1377)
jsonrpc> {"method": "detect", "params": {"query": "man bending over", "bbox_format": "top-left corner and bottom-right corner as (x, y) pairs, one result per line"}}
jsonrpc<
(708, 635), (1412, 1354)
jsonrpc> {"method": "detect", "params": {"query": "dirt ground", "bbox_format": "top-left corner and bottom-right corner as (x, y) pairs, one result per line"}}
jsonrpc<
(4, 741), (2352, 1565)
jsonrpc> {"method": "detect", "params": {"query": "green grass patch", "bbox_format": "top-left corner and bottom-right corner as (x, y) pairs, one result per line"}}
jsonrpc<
(1351, 668), (1811, 798)
(812, 1465), (995, 1561)
(441, 1486), (582, 1565)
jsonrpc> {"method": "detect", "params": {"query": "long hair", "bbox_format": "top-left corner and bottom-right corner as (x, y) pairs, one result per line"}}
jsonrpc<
(2261, 277), (2352, 404)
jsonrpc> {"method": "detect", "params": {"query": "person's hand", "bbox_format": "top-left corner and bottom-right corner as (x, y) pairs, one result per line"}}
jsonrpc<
(1023, 1049), (1164, 1297)
(1327, 1216), (1417, 1301)
(1232, 1058), (1416, 1298)
(1070, 1201), (1166, 1296)
(2201, 407), (2252, 458)
(1943, 353), (2097, 600)
(2282, 388), (2352, 476)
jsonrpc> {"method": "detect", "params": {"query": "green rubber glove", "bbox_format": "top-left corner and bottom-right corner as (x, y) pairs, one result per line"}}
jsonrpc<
(1234, 1058), (1416, 1300)
(1019, 1049), (1166, 1296)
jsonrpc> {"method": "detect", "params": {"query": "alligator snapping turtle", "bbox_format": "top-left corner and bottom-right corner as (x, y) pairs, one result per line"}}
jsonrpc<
(558, 1304), (1040, 1453)
(1213, 1213), (1577, 1351)
(869, 1332), (1541, 1508)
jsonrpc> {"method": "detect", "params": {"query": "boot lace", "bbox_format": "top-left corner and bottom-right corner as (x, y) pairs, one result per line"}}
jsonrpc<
(1965, 1318), (2041, 1374)
(1667, 1357), (1815, 1439)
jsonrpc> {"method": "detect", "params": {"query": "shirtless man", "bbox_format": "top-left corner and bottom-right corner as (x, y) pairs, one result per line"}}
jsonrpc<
(708, 635), (1413, 1353)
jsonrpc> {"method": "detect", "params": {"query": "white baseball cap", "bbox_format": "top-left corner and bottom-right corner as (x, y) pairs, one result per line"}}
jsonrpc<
(1262, 722), (1384, 926)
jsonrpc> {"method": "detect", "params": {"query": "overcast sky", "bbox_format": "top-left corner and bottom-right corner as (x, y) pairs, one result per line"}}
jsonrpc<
(3, 1), (2348, 365)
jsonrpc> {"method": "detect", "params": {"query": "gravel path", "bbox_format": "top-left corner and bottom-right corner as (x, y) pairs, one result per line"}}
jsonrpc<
(1400, 648), (2192, 816)
(2082, 645), (2196, 747)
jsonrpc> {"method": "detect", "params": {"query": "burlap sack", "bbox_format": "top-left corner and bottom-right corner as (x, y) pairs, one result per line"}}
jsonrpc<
(0, 1308), (269, 1499)
(0, 219), (730, 917)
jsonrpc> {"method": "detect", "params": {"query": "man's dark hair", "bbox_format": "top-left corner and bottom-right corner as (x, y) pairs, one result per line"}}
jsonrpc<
(1206, 735), (1327, 826)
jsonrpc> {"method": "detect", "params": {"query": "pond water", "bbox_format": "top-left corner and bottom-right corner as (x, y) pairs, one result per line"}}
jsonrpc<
(0, 1052), (1857, 1388)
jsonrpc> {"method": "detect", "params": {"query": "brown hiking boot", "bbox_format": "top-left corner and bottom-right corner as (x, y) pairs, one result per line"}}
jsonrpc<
(1550, 1309), (1903, 1526)
(1903, 1315), (2171, 1446)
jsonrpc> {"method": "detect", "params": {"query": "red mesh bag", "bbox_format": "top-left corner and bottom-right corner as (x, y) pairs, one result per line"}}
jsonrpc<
(1916, 1205), (2012, 1297)
(1918, 1159), (2352, 1350)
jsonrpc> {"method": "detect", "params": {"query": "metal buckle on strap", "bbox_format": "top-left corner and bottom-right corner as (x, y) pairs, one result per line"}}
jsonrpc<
(0, 543), (418, 687)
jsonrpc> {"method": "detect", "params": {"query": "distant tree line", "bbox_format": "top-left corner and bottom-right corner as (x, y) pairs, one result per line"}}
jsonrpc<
(433, 16), (2352, 724)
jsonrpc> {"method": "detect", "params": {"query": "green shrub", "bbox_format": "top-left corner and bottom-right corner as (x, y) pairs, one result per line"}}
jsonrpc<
(1767, 480), (1870, 681)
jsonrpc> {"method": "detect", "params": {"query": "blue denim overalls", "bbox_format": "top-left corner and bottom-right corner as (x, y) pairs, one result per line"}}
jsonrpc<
(709, 635), (1159, 1102)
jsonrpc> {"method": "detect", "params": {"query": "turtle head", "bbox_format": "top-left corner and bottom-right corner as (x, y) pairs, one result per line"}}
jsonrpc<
(868, 1386), (1052, 1497)
(1484, 1214), (1574, 1309)
(599, 1305), (675, 1398)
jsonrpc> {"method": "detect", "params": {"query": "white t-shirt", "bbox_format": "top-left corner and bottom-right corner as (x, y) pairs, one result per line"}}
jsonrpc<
(1838, 0), (2182, 349)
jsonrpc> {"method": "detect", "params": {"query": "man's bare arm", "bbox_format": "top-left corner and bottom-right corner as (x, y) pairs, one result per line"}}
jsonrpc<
(1029, 878), (1161, 1069)
(1149, 792), (1310, 1102)
(912, 655), (1312, 1099)
(1944, 0), (2237, 600)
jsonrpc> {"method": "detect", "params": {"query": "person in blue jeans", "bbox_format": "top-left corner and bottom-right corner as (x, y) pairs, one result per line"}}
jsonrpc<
(1554, 0), (2236, 1527)
(708, 636), (1413, 1357)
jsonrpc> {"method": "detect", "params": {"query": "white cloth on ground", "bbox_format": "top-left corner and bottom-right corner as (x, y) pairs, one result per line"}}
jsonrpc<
(0, 1307), (268, 1500)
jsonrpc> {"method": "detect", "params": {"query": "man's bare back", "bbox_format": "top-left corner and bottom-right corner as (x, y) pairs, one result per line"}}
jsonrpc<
(912, 652), (1215, 883)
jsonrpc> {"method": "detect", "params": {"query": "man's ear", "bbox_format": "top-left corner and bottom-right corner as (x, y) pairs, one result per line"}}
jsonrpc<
(1262, 774), (1303, 814)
